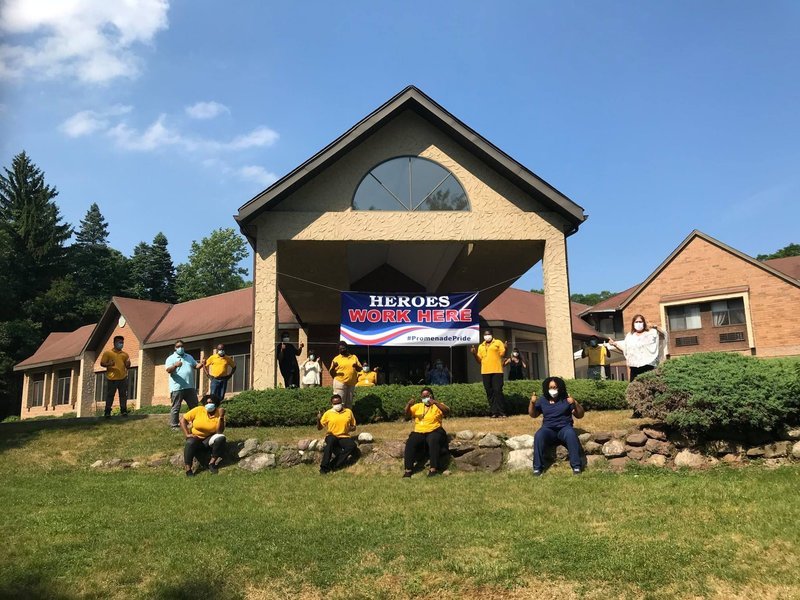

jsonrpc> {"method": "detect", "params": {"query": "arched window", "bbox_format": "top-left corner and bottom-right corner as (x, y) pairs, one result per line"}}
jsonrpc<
(352, 156), (469, 211)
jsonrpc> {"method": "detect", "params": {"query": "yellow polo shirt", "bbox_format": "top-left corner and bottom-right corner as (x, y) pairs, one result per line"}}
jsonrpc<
(476, 339), (505, 374)
(100, 349), (129, 381)
(184, 406), (221, 439)
(331, 354), (361, 386)
(584, 345), (608, 366)
(206, 353), (235, 378)
(320, 408), (356, 438)
(409, 402), (443, 434)
(356, 371), (377, 387)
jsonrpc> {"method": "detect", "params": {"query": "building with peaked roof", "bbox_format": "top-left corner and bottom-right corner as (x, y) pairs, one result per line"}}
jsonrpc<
(235, 85), (586, 388)
(580, 231), (800, 364)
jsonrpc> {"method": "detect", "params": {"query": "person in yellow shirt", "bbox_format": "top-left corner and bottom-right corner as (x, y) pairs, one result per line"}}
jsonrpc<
(100, 335), (131, 418)
(179, 394), (226, 476)
(402, 387), (450, 478)
(328, 341), (362, 409)
(355, 362), (377, 387)
(581, 336), (609, 380)
(204, 343), (237, 398)
(471, 329), (507, 418)
(317, 394), (357, 474)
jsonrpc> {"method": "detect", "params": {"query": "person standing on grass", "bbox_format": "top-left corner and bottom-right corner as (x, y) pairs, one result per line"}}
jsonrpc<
(329, 341), (362, 409)
(165, 340), (203, 430)
(471, 330), (507, 418)
(317, 394), (357, 474)
(402, 387), (450, 478)
(100, 335), (131, 418)
(204, 343), (236, 399)
(529, 376), (584, 476)
(277, 332), (303, 388)
(180, 394), (226, 476)
(606, 314), (666, 381)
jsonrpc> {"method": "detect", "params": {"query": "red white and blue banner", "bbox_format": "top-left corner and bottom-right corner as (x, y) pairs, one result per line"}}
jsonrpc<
(340, 292), (480, 347)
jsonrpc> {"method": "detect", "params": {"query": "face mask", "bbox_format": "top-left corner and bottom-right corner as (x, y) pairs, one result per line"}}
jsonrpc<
(548, 389), (559, 398)
(363, 366), (370, 372)
(339, 347), (348, 355)
(114, 342), (123, 350)
(589, 341), (598, 347)
(634, 322), (645, 332)
(333, 404), (343, 412)
(205, 403), (216, 413)
(422, 397), (432, 406)
(309, 355), (315, 361)
(435, 363), (443, 369)
(282, 337), (290, 343)
(217, 350), (225, 356)
(175, 347), (184, 356)
(484, 335), (492, 342)
(512, 352), (519, 357)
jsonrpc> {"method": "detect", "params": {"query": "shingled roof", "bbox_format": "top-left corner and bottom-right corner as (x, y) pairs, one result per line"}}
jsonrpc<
(14, 324), (95, 370)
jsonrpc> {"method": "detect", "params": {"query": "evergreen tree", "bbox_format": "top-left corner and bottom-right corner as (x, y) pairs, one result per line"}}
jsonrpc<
(175, 227), (250, 301)
(757, 243), (800, 261)
(127, 233), (176, 303)
(75, 202), (109, 246)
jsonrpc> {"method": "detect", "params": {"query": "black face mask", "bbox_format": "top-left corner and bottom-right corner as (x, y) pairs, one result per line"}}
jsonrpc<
(338, 347), (348, 355)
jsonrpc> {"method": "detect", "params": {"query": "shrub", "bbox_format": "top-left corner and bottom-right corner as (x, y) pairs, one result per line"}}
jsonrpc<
(1, 415), (20, 423)
(224, 379), (628, 427)
(627, 352), (800, 439)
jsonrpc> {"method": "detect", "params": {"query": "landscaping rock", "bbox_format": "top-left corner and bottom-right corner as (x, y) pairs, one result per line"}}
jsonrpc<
(674, 450), (706, 469)
(765, 458), (787, 469)
(448, 440), (477, 457)
(721, 453), (742, 465)
(706, 440), (738, 455)
(238, 453), (276, 472)
(106, 458), (122, 468)
(612, 429), (629, 440)
(601, 440), (626, 458)
(278, 449), (303, 468)
(238, 438), (259, 458)
(707, 457), (720, 467)
(591, 431), (613, 443)
(259, 441), (279, 454)
(578, 432), (592, 444)
(763, 441), (790, 458)
(645, 439), (674, 456)
(781, 428), (800, 441)
(455, 430), (475, 440)
(506, 448), (533, 471)
(130, 461), (142, 469)
(170, 453), (183, 468)
(642, 427), (668, 441)
(585, 455), (608, 469)
(357, 432), (374, 444)
(505, 434), (534, 450)
(793, 442), (800, 459)
(646, 454), (667, 468)
(90, 460), (104, 468)
(583, 440), (602, 455)
(625, 432), (647, 447)
(668, 432), (691, 449)
(297, 439), (310, 451)
(147, 456), (169, 467)
(453, 448), (503, 472)
(556, 446), (569, 461)
(382, 441), (406, 460)
(626, 446), (648, 461)
(746, 447), (765, 458)
(607, 457), (630, 471)
(307, 439), (319, 451)
(478, 434), (503, 448)
(299, 451), (317, 464)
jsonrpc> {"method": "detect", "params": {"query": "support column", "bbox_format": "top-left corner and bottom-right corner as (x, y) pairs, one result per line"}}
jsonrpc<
(70, 364), (80, 409)
(76, 352), (97, 418)
(543, 236), (576, 379)
(253, 238), (278, 389)
(137, 349), (155, 409)
(45, 371), (56, 411)
(298, 327), (308, 363)
(20, 372), (30, 417)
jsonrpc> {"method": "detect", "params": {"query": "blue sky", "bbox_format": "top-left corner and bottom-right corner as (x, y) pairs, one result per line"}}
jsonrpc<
(1, 1), (798, 297)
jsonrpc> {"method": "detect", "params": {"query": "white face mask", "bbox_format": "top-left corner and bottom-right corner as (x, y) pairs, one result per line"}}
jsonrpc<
(282, 337), (290, 343)
(634, 322), (645, 332)
(422, 397), (432, 406)
(363, 366), (370, 372)
(548, 389), (559, 398)
(483, 335), (492, 342)
(333, 403), (343, 412)
(309, 355), (315, 360)
(512, 352), (519, 357)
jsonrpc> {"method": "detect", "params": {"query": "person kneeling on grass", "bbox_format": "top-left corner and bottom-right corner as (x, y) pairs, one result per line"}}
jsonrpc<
(403, 387), (450, 478)
(180, 394), (226, 477)
(317, 394), (357, 474)
(529, 377), (585, 476)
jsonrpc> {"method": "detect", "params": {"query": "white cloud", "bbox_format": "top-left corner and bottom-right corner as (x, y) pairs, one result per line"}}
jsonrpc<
(59, 105), (132, 137)
(185, 101), (230, 120)
(227, 127), (280, 150)
(0, 0), (169, 84)
(237, 165), (278, 187)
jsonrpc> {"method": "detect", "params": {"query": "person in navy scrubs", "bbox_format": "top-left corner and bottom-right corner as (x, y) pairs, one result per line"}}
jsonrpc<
(529, 376), (585, 475)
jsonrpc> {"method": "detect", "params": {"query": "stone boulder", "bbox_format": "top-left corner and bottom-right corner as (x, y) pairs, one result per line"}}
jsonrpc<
(453, 448), (503, 472)
(705, 440), (738, 455)
(238, 453), (276, 472)
(357, 432), (374, 444)
(297, 439), (311, 451)
(455, 430), (475, 440)
(746, 446), (765, 458)
(556, 446), (569, 461)
(591, 431), (613, 443)
(625, 447), (648, 461)
(506, 448), (533, 471)
(607, 457), (630, 471)
(601, 440), (626, 458)
(146, 453), (170, 467)
(278, 449), (303, 468)
(674, 449), (705, 469)
(646, 454), (667, 468)
(238, 438), (260, 458)
(382, 441), (406, 460)
(781, 427), (800, 441)
(763, 441), (790, 459)
(448, 440), (477, 457)
(583, 440), (602, 455)
(578, 432), (592, 444)
(259, 441), (279, 454)
(793, 442), (800, 459)
(625, 432), (647, 447)
(505, 434), (534, 450)
(90, 460), (104, 468)
(585, 455), (608, 469)
(721, 453), (742, 465)
(642, 427), (668, 441)
(478, 434), (503, 448)
(645, 439), (674, 456)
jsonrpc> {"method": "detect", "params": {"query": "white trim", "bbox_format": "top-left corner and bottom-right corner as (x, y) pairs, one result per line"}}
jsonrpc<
(660, 291), (754, 350)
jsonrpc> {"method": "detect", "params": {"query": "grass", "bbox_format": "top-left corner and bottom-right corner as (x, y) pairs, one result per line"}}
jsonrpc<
(1, 414), (799, 599)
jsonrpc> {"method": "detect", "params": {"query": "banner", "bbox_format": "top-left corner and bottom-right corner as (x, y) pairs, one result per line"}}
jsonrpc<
(340, 292), (480, 347)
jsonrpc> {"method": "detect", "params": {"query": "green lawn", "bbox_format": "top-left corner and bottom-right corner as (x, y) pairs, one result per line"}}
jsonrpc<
(2, 416), (799, 599)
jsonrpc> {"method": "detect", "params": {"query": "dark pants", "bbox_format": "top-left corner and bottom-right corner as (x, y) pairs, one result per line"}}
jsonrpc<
(404, 428), (448, 471)
(104, 379), (128, 415)
(533, 426), (582, 472)
(184, 434), (226, 467)
(630, 365), (655, 381)
(320, 434), (357, 472)
(210, 377), (228, 399)
(482, 373), (505, 416)
(280, 368), (299, 388)
(170, 388), (198, 427)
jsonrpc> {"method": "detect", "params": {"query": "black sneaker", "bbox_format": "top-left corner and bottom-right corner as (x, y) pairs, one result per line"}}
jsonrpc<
(427, 470), (441, 477)
(402, 471), (412, 478)
(573, 469), (582, 475)
(103, 413), (111, 419)
(121, 412), (129, 417)
(533, 470), (543, 477)
(185, 470), (194, 477)
(208, 463), (219, 474)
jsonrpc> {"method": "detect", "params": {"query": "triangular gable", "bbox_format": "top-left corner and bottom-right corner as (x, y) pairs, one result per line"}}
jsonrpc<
(236, 86), (586, 241)
(619, 230), (800, 311)
(15, 324), (95, 370)
(83, 296), (172, 352)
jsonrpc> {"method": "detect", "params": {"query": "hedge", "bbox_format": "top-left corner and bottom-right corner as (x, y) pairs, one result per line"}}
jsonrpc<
(627, 352), (800, 439)
(223, 379), (629, 427)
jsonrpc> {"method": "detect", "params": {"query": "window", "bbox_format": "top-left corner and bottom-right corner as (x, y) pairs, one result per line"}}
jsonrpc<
(712, 298), (745, 327)
(31, 373), (45, 407)
(94, 373), (107, 403)
(668, 304), (701, 331)
(56, 369), (71, 405)
(228, 354), (250, 393)
(352, 156), (469, 212)
(127, 367), (139, 399)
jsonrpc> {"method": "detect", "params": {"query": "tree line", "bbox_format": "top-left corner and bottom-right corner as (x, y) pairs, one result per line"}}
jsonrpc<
(0, 151), (251, 418)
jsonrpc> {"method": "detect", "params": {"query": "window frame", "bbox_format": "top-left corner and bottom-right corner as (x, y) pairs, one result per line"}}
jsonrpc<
(55, 369), (72, 406)
(711, 298), (746, 327)
(667, 303), (702, 331)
